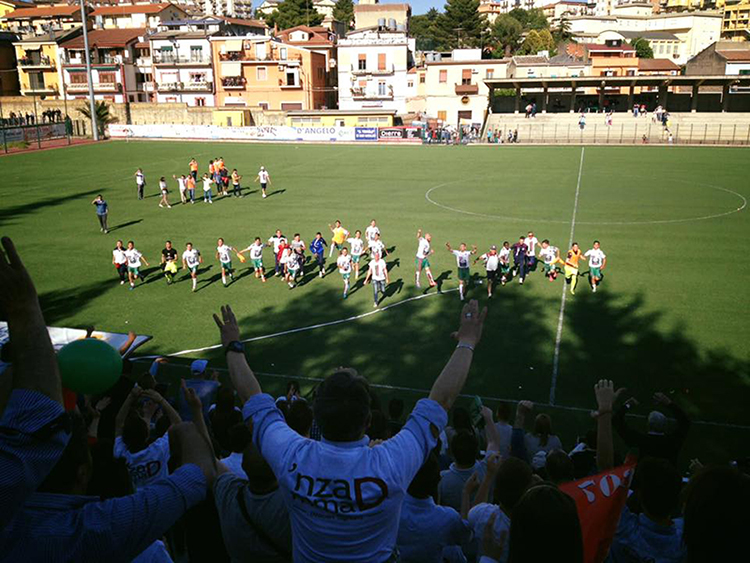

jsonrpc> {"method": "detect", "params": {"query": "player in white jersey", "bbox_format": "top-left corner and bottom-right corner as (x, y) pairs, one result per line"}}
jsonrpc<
(415, 229), (436, 288)
(524, 231), (540, 272)
(584, 240), (607, 292)
(476, 245), (501, 298)
(498, 241), (511, 286)
(346, 231), (365, 279)
(290, 234), (306, 278)
(446, 241), (477, 301)
(280, 247), (297, 288)
(538, 240), (561, 281)
(182, 242), (202, 292)
(367, 233), (387, 261)
(365, 220), (380, 249)
(173, 174), (187, 204)
(337, 248), (353, 299)
(124, 240), (149, 290)
(112, 240), (128, 285)
(216, 238), (239, 287)
(255, 166), (271, 199)
(239, 237), (267, 283)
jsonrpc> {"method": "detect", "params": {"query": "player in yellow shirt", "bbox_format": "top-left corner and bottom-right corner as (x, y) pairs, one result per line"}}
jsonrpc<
(564, 242), (587, 295)
(328, 220), (350, 258)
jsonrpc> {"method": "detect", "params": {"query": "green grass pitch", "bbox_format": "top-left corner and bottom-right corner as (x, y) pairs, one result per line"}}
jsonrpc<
(2, 141), (748, 464)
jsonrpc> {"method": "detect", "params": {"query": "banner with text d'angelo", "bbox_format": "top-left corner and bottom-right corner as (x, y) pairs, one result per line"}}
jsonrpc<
(560, 458), (637, 563)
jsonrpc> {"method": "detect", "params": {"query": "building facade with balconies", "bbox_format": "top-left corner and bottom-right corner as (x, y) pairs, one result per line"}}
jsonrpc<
(59, 28), (147, 103)
(90, 3), (188, 31)
(150, 30), (216, 106)
(337, 27), (413, 113)
(423, 49), (509, 125)
(211, 35), (327, 110)
(2, 4), (84, 35)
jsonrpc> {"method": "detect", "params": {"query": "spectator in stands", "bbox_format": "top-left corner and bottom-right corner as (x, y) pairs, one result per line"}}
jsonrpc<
(608, 457), (685, 562)
(179, 360), (220, 421)
(613, 392), (690, 466)
(524, 413), (563, 467)
(683, 465), (750, 562)
(445, 406), (478, 453)
(543, 449), (574, 485)
(114, 385), (181, 490)
(215, 441), (293, 562)
(214, 299), (487, 561)
(491, 402), (513, 458)
(506, 484), (583, 563)
(221, 422), (251, 479)
(397, 448), (472, 562)
(209, 384), (243, 455)
(284, 399), (313, 438)
(467, 455), (534, 562)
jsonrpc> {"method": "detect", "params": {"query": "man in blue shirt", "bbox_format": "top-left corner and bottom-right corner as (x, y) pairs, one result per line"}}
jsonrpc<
(511, 237), (528, 285)
(213, 299), (488, 562)
(309, 232), (327, 278)
(91, 194), (109, 233)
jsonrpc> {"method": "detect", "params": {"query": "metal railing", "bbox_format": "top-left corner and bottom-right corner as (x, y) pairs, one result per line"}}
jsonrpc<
(153, 53), (212, 65)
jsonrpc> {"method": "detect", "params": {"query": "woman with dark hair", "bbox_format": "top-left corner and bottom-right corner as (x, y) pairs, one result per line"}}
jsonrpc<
(524, 413), (563, 465)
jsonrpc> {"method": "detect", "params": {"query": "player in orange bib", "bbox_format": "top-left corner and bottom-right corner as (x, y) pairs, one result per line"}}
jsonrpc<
(564, 242), (587, 295)
(189, 158), (198, 181)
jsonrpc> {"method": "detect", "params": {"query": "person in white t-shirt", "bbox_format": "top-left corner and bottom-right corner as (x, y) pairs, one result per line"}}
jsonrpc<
(280, 247), (297, 288)
(216, 238), (238, 287)
(112, 240), (128, 285)
(337, 248), (353, 299)
(538, 239), (561, 281)
(415, 228), (436, 288)
(584, 240), (607, 293)
(364, 252), (390, 307)
(446, 241), (477, 301)
(523, 231), (539, 273)
(365, 220), (380, 249)
(476, 245), (501, 298)
(202, 173), (213, 204)
(498, 242), (511, 286)
(182, 242), (202, 292)
(255, 166), (271, 198)
(124, 240), (149, 290)
(134, 168), (145, 200)
(173, 174), (187, 204)
(239, 237), (267, 283)
(346, 231), (365, 280)
(368, 233), (387, 261)
(114, 386), (182, 490)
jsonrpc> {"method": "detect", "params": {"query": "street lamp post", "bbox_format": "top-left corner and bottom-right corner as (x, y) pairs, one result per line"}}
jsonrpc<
(79, 0), (98, 140)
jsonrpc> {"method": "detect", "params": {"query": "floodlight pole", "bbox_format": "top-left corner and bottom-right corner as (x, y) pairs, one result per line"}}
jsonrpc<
(80, 0), (98, 140)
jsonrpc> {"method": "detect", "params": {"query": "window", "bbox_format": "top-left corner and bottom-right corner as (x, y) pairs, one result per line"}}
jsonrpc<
(190, 45), (203, 61)
(256, 42), (266, 60)
(461, 68), (472, 85)
(279, 47), (287, 60)
(189, 72), (205, 83)
(626, 70), (635, 76)
(378, 53), (386, 71)
(439, 70), (447, 83)
(486, 68), (494, 79)
(99, 72), (116, 83)
(358, 54), (366, 71)
(281, 102), (303, 110)
(285, 69), (299, 87)
(458, 110), (472, 120)
(258, 102), (269, 110)
(257, 66), (267, 81)
(408, 80), (413, 88)
(419, 74), (425, 84)
(437, 110), (447, 121)
(378, 81), (386, 96)
(196, 97), (205, 106)
(70, 73), (87, 84)
(317, 67), (324, 80)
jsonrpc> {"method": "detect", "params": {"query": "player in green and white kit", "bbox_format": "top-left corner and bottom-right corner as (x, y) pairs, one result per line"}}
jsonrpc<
(498, 242), (511, 286)
(538, 239), (561, 282)
(124, 241), (149, 290)
(415, 229), (436, 288)
(446, 241), (477, 301)
(182, 242), (202, 292)
(216, 238), (238, 287)
(346, 231), (365, 280)
(584, 240), (607, 292)
(337, 248), (353, 298)
(239, 237), (267, 282)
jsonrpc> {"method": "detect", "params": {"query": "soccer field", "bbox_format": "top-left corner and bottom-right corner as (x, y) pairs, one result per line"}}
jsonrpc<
(2, 141), (749, 462)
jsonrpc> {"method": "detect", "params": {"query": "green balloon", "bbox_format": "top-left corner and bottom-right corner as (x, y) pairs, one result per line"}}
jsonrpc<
(58, 338), (123, 394)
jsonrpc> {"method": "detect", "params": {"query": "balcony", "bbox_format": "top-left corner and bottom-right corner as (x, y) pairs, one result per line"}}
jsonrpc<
(153, 53), (212, 66)
(66, 82), (122, 93)
(219, 52), (303, 63)
(157, 81), (213, 92)
(19, 56), (55, 70)
(351, 64), (395, 76)
(351, 88), (393, 101)
(221, 76), (246, 90)
(455, 83), (479, 95)
(280, 81), (302, 90)
(22, 85), (58, 95)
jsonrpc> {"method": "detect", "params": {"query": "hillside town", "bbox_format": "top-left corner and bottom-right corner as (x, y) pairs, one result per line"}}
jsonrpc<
(0, 0), (749, 132)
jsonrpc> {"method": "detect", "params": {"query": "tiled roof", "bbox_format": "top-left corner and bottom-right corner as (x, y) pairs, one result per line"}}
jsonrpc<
(638, 58), (681, 71)
(91, 3), (180, 16)
(718, 50), (750, 62)
(4, 5), (80, 19)
(512, 55), (549, 65)
(60, 27), (146, 50)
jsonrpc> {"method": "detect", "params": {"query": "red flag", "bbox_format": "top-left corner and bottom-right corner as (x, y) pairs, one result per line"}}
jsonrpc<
(560, 457), (637, 563)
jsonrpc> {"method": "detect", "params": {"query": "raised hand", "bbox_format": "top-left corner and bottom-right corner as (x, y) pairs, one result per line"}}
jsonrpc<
(213, 304), (241, 347)
(452, 299), (488, 348)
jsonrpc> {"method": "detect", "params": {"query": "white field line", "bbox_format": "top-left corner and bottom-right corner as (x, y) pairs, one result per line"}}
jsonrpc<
(549, 147), (585, 406)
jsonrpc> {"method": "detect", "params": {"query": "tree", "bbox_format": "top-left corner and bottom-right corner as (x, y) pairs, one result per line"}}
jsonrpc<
(435, 0), (488, 49)
(538, 28), (557, 56)
(332, 0), (354, 28)
(491, 14), (523, 58)
(553, 16), (573, 43)
(508, 8), (549, 31)
(411, 8), (442, 51)
(631, 37), (654, 59)
(265, 0), (323, 31)
(518, 29), (543, 55)
(77, 100), (116, 137)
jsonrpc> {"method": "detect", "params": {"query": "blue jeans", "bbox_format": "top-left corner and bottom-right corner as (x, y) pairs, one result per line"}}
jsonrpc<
(515, 260), (526, 280)
(188, 189), (194, 202)
(372, 279), (385, 303)
(204, 190), (212, 202)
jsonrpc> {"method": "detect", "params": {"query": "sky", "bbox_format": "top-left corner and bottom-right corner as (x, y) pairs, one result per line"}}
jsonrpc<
(253, 0), (445, 17)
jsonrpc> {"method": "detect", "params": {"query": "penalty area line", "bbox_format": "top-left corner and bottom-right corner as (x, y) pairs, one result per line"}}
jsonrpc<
(549, 146), (585, 406)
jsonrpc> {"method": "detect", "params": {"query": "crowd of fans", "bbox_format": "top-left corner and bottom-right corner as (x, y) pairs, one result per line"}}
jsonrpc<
(1, 234), (748, 563)
(1, 109), (63, 128)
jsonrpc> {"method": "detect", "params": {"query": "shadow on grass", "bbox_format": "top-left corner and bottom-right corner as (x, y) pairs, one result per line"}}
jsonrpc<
(108, 219), (143, 233)
(0, 188), (101, 227)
